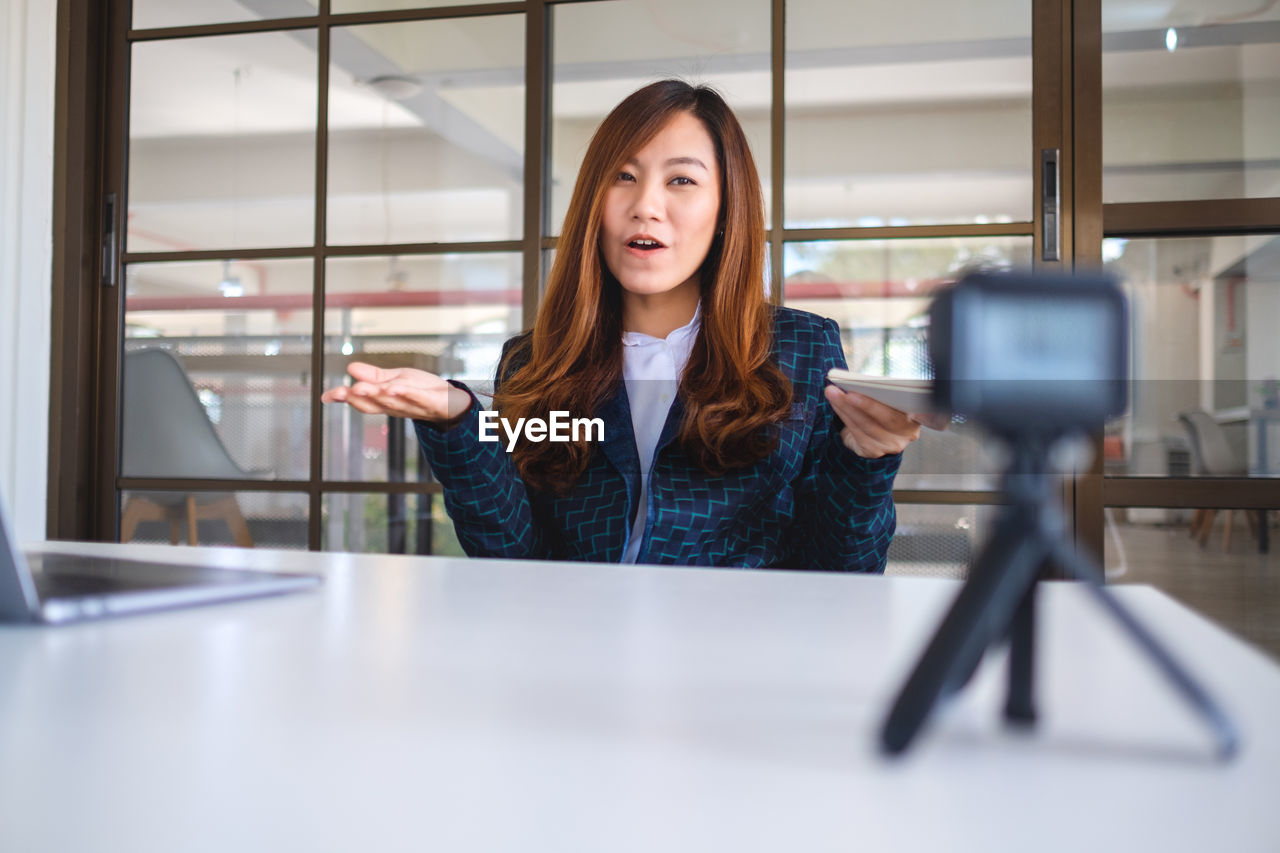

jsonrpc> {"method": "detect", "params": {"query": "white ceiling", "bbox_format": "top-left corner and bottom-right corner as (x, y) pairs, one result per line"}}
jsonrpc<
(122, 0), (1280, 257)
(126, 0), (1280, 139)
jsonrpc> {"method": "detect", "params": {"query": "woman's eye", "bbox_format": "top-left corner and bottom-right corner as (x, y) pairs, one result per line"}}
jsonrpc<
(617, 171), (635, 182)
(670, 176), (695, 186)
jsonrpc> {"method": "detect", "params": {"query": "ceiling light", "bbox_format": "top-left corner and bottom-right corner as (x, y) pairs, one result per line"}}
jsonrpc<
(386, 255), (409, 291)
(1166, 27), (1178, 51)
(218, 260), (244, 298)
(365, 75), (422, 101)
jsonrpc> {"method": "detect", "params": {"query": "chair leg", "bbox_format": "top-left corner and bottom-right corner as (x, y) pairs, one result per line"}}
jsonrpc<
(120, 497), (163, 543)
(1197, 510), (1216, 547)
(208, 494), (254, 548)
(185, 494), (200, 546)
(1190, 509), (1206, 539)
(1187, 507), (1208, 540)
(1247, 509), (1266, 555)
(153, 502), (184, 544)
(1222, 508), (1234, 552)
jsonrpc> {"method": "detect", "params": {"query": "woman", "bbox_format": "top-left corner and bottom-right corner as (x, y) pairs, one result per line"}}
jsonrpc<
(323, 80), (925, 570)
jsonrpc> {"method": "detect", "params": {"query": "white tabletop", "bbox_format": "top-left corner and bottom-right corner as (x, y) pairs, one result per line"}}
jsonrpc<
(1, 541), (1277, 852)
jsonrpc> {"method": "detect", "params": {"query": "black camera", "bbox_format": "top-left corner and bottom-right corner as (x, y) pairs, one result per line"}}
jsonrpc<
(882, 269), (1237, 760)
(928, 270), (1129, 435)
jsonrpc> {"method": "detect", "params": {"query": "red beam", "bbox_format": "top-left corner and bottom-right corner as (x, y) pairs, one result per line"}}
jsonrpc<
(128, 281), (945, 313)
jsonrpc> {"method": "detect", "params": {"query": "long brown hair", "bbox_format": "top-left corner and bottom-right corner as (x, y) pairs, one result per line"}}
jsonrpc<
(496, 79), (791, 492)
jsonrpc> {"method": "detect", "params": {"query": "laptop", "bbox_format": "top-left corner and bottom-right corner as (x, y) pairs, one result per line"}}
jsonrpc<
(0, 495), (321, 625)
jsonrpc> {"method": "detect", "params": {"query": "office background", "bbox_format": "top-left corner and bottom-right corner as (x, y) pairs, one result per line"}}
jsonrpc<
(2, 1), (1278, 650)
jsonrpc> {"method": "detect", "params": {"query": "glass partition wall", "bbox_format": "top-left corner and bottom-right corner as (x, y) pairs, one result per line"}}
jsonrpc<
(1098, 0), (1280, 657)
(81, 0), (1259, 582)
(118, 3), (531, 552)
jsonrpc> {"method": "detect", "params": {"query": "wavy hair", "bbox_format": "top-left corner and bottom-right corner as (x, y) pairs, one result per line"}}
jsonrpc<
(495, 79), (791, 492)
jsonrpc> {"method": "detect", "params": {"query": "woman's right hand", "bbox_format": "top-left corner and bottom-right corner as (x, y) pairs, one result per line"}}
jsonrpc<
(320, 362), (473, 425)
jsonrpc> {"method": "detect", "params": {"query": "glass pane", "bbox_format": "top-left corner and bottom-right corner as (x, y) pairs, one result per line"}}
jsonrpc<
(332, 0), (482, 11)
(1104, 507), (1279, 661)
(886, 504), (999, 579)
(119, 490), (309, 550)
(550, 0), (771, 236)
(764, 240), (772, 298)
(322, 253), (521, 480)
(785, 236), (1034, 491)
(1102, 1), (1280, 203)
(123, 259), (313, 481)
(327, 16), (525, 245)
(128, 32), (317, 251)
(1104, 235), (1280, 479)
(321, 492), (464, 556)
(132, 0), (318, 31)
(785, 0), (1033, 228)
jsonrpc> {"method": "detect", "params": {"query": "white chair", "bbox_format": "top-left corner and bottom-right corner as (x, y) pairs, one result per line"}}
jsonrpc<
(1177, 409), (1259, 551)
(120, 348), (259, 547)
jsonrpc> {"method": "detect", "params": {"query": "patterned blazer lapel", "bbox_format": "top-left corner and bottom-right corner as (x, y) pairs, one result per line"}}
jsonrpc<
(596, 385), (642, 503)
(655, 393), (686, 455)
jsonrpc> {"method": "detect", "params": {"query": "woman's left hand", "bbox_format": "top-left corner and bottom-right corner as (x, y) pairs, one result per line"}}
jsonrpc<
(823, 384), (942, 459)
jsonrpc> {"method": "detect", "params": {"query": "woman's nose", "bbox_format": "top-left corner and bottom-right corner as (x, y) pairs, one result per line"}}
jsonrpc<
(630, 178), (663, 221)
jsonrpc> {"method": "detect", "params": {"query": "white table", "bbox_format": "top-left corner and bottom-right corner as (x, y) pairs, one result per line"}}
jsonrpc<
(2, 542), (1278, 852)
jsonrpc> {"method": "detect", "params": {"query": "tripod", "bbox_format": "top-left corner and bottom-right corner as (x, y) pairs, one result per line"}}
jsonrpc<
(879, 433), (1239, 759)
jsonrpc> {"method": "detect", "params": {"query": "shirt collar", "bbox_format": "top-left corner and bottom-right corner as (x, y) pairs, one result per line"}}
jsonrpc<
(621, 302), (702, 347)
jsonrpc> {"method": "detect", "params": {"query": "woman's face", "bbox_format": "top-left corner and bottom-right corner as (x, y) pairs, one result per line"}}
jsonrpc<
(600, 111), (721, 301)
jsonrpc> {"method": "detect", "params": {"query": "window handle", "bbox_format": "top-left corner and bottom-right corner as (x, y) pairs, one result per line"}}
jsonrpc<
(101, 192), (118, 287)
(1041, 149), (1060, 262)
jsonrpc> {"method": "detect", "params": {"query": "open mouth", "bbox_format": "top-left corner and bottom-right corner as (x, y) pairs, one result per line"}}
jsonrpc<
(627, 237), (666, 252)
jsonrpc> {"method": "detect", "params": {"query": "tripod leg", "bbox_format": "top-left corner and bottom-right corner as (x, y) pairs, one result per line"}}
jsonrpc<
(880, 509), (1051, 755)
(1004, 579), (1038, 725)
(1048, 539), (1239, 760)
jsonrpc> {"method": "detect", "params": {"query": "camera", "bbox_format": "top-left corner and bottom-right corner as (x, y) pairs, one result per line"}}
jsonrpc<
(928, 270), (1129, 435)
(882, 270), (1236, 760)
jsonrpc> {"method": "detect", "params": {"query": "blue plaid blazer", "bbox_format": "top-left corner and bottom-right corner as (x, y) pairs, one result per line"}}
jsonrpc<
(415, 306), (900, 571)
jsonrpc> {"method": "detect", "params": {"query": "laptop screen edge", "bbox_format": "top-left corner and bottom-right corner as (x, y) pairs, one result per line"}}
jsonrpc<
(0, 492), (43, 622)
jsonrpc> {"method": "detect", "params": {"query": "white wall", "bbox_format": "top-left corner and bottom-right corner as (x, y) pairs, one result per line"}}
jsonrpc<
(0, 0), (55, 542)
